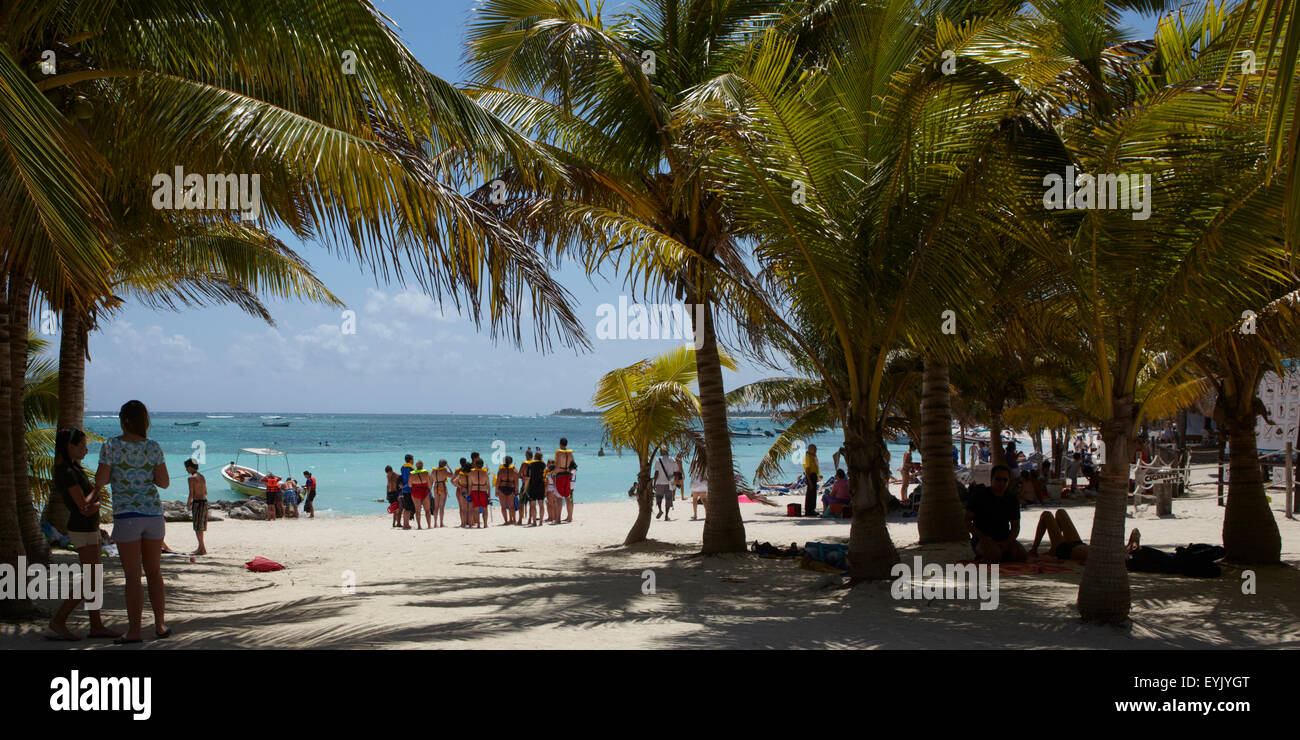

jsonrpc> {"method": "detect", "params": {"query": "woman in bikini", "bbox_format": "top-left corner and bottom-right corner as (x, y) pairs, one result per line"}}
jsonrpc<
(1029, 509), (1141, 563)
(544, 459), (559, 524)
(496, 456), (518, 525)
(409, 460), (432, 530)
(431, 460), (451, 528)
(469, 460), (491, 528)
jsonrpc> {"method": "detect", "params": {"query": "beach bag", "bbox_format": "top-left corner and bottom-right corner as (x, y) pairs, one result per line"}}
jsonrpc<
(387, 501), (399, 514)
(245, 556), (284, 572)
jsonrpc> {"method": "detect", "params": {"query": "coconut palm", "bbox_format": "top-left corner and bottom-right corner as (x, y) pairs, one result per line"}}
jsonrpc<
(963, 3), (1295, 621)
(1177, 290), (1300, 564)
(3, 0), (588, 577)
(594, 346), (735, 545)
(463, 0), (800, 554)
(681, 2), (1035, 579)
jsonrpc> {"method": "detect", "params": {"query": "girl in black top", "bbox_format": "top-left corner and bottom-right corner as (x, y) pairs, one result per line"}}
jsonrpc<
(48, 428), (120, 641)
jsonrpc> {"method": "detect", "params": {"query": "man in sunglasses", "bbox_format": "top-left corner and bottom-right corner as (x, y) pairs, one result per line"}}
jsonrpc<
(965, 463), (1027, 564)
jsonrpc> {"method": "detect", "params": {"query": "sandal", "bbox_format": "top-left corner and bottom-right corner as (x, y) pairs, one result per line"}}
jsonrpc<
(155, 628), (172, 639)
(113, 636), (143, 645)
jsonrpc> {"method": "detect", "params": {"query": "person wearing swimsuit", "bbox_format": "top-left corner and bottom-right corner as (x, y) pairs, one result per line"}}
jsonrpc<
(469, 462), (491, 528)
(455, 459), (470, 528)
(496, 457), (518, 525)
(431, 460), (451, 528)
(544, 460), (559, 523)
(554, 438), (575, 502)
(522, 451), (544, 525)
(409, 461), (432, 530)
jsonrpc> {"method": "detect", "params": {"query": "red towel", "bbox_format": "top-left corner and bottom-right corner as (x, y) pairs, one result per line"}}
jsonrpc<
(245, 556), (284, 572)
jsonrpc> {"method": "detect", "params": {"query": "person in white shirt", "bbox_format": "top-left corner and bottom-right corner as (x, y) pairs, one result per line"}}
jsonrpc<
(690, 466), (708, 520)
(652, 448), (679, 521)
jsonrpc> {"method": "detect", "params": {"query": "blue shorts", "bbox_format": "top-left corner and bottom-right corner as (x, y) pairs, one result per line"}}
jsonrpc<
(112, 515), (165, 543)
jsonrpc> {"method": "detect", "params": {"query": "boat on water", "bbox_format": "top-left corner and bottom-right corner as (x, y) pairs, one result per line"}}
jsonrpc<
(221, 448), (291, 498)
(262, 421), (291, 427)
(173, 421), (201, 427)
(206, 415), (233, 419)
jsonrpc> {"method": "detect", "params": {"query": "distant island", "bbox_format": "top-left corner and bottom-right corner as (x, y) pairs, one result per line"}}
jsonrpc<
(551, 408), (603, 416)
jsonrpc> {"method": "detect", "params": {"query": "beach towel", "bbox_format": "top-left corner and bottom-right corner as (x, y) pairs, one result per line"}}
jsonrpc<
(955, 559), (1080, 576)
(245, 556), (284, 572)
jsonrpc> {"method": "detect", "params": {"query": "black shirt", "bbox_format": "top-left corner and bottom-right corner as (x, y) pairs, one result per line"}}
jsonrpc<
(53, 462), (99, 533)
(965, 484), (1020, 542)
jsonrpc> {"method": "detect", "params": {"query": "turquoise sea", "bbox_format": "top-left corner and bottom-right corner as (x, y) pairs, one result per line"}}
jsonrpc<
(83, 412), (911, 517)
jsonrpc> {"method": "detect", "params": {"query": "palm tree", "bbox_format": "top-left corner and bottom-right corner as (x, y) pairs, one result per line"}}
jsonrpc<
(682, 4), (1032, 579)
(4, 0), (589, 567)
(917, 360), (966, 542)
(594, 346), (734, 544)
(1178, 291), (1300, 564)
(462, 0), (791, 554)
(964, 4), (1293, 621)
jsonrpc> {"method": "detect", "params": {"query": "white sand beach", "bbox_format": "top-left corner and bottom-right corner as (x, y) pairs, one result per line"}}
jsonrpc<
(3, 470), (1298, 650)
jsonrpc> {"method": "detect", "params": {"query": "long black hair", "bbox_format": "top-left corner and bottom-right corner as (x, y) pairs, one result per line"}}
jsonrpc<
(55, 428), (86, 468)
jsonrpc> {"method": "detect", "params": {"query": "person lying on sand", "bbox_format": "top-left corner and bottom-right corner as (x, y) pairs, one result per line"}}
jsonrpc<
(1029, 508), (1141, 563)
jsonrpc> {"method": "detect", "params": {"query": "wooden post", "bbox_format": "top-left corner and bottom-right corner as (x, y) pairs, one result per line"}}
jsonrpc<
(1217, 435), (1226, 507)
(1155, 481), (1173, 517)
(1287, 442), (1295, 521)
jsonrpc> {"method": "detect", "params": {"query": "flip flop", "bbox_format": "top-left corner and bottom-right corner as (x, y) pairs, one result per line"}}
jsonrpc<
(44, 634), (80, 642)
(87, 632), (121, 639)
(154, 628), (172, 639)
(113, 636), (143, 645)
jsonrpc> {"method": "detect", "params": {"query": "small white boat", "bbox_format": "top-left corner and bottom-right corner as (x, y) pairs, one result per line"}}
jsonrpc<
(221, 448), (291, 498)
(262, 421), (291, 427)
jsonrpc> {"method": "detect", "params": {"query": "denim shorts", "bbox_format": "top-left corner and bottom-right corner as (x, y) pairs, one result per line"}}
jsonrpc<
(112, 515), (165, 543)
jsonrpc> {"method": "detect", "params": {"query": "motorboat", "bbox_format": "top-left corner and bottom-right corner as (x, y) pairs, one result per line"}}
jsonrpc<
(221, 448), (291, 498)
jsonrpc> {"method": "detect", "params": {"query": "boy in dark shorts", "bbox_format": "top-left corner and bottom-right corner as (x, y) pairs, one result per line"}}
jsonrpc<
(264, 473), (281, 521)
(964, 464), (1027, 563)
(302, 471), (317, 518)
(184, 459), (208, 555)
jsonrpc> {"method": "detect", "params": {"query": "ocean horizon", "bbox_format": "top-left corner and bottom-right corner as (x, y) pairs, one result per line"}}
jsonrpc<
(83, 411), (909, 517)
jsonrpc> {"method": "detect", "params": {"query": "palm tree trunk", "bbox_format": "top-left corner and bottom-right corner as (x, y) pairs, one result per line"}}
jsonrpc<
(0, 284), (36, 618)
(1077, 405), (1133, 623)
(691, 298), (744, 554)
(1221, 408), (1281, 563)
(9, 274), (48, 563)
(624, 459), (655, 545)
(845, 416), (900, 581)
(988, 400), (1005, 467)
(44, 297), (88, 531)
(917, 360), (965, 542)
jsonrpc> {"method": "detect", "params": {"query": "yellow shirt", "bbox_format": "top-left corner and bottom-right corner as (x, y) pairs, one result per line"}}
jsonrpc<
(804, 453), (819, 475)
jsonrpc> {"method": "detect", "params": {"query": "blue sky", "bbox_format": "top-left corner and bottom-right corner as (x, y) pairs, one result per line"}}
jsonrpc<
(69, 1), (1159, 415)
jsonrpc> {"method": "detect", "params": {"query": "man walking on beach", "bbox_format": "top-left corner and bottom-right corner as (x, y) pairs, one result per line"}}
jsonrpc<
(653, 447), (678, 521)
(803, 444), (819, 517)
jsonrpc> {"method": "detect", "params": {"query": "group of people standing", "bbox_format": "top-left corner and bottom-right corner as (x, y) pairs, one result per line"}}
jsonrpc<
(261, 470), (318, 520)
(385, 438), (578, 529)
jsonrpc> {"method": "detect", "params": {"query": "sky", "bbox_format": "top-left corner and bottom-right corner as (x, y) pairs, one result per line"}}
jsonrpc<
(68, 1), (1160, 415)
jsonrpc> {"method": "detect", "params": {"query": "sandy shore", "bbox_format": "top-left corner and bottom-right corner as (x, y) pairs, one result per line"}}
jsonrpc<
(3, 469), (1299, 649)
